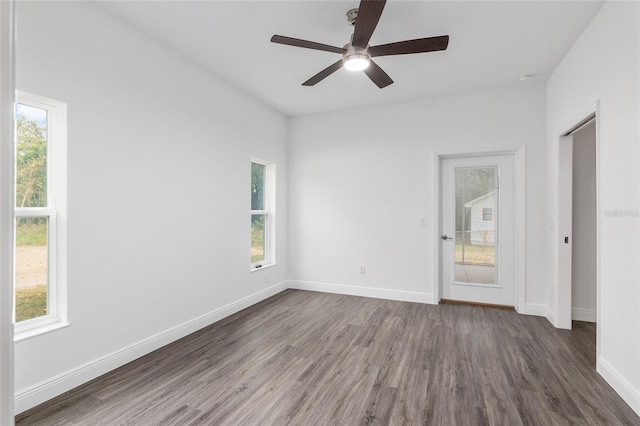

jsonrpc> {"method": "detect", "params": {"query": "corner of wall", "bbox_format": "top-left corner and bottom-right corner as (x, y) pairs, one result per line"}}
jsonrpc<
(0, 0), (15, 423)
(598, 357), (640, 416)
(520, 303), (551, 319)
(545, 306), (555, 325)
(288, 280), (437, 305)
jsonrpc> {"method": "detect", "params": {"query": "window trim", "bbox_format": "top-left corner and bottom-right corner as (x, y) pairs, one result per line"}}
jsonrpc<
(14, 91), (68, 340)
(250, 158), (275, 271)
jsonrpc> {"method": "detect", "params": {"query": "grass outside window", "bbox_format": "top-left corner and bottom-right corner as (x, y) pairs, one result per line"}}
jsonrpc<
(15, 220), (48, 322)
(454, 242), (495, 266)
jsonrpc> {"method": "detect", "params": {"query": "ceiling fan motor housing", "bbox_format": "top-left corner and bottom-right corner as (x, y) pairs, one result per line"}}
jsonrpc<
(342, 43), (370, 67)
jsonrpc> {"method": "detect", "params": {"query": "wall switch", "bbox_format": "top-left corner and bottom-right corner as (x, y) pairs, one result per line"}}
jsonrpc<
(360, 264), (366, 274)
(264, 273), (269, 283)
(419, 218), (427, 227)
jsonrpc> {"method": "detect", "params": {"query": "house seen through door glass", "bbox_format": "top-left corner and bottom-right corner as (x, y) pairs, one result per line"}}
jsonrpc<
(454, 167), (496, 285)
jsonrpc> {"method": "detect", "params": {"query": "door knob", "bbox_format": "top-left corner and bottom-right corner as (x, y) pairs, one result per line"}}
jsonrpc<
(441, 235), (454, 241)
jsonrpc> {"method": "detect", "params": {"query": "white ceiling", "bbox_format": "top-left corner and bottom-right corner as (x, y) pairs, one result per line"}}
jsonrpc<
(96, 1), (605, 117)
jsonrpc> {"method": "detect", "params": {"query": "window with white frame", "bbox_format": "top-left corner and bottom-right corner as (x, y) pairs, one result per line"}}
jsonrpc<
(483, 207), (493, 221)
(250, 159), (275, 270)
(14, 92), (67, 337)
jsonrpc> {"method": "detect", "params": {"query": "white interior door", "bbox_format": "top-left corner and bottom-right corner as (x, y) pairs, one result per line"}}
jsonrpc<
(441, 155), (515, 306)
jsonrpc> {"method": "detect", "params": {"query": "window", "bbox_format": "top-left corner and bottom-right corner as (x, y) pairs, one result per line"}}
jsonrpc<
(14, 92), (67, 338)
(483, 207), (493, 221)
(250, 159), (275, 270)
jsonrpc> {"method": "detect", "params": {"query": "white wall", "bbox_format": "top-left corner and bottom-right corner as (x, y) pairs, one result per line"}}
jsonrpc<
(288, 84), (547, 311)
(547, 0), (640, 414)
(571, 122), (596, 322)
(14, 1), (288, 412)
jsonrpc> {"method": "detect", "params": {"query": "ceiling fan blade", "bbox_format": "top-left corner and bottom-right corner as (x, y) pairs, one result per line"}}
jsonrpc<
(364, 59), (393, 88)
(352, 0), (387, 48)
(271, 35), (346, 54)
(302, 60), (344, 86)
(369, 35), (450, 57)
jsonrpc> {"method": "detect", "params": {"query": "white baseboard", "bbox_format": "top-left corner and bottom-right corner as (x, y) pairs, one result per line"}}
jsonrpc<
(14, 281), (288, 414)
(597, 357), (640, 416)
(520, 303), (549, 317)
(288, 280), (437, 304)
(571, 308), (597, 322)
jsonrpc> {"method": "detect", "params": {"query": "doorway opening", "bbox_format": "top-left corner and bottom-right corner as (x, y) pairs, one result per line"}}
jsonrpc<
(571, 121), (597, 323)
(556, 109), (599, 332)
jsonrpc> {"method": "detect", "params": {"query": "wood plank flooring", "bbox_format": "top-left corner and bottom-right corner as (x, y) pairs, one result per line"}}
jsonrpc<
(16, 290), (640, 425)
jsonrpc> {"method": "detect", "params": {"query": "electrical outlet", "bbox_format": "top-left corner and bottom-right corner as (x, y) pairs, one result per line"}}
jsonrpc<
(264, 273), (269, 283)
(419, 218), (427, 227)
(360, 264), (366, 274)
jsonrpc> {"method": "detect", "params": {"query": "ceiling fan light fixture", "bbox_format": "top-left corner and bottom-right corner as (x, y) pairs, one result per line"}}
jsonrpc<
(343, 53), (370, 71)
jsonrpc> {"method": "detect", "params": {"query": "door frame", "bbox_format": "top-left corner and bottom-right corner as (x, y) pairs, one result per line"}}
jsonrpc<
(552, 102), (600, 334)
(0, 0), (15, 422)
(433, 145), (526, 312)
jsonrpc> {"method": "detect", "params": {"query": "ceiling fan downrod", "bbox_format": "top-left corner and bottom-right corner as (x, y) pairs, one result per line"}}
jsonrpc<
(346, 8), (358, 26)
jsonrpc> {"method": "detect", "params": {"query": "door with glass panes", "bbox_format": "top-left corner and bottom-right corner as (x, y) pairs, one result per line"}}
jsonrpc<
(440, 155), (515, 306)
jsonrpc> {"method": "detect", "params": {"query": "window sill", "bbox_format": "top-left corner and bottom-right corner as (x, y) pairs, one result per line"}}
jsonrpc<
(14, 321), (70, 343)
(250, 263), (276, 273)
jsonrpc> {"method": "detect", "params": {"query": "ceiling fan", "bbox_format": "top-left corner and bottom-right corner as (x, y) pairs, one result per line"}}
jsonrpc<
(271, 0), (449, 89)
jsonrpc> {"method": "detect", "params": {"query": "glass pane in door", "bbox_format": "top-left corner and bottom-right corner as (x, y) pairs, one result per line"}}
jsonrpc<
(454, 167), (496, 284)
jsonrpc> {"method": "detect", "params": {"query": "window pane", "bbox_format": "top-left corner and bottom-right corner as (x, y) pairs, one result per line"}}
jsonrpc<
(251, 214), (265, 263)
(251, 162), (265, 210)
(15, 103), (48, 208)
(15, 217), (49, 322)
(454, 167), (496, 285)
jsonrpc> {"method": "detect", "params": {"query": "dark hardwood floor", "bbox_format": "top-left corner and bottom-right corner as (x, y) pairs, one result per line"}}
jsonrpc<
(16, 289), (639, 425)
